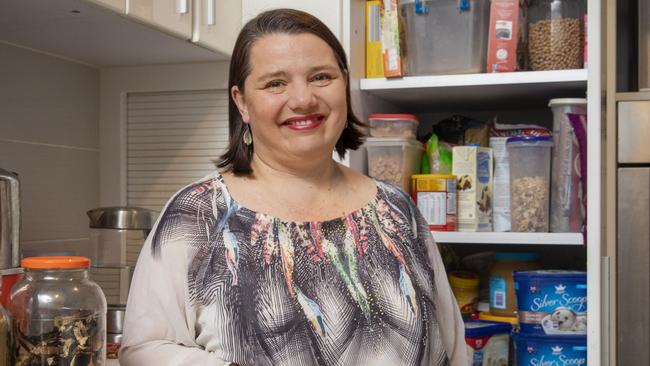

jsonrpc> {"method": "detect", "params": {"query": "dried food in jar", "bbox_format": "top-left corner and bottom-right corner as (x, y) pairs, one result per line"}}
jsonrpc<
(528, 18), (583, 70)
(511, 176), (549, 232)
(0, 308), (10, 366)
(14, 311), (104, 366)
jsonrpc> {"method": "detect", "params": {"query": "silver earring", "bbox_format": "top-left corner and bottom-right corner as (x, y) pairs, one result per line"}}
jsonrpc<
(243, 124), (253, 146)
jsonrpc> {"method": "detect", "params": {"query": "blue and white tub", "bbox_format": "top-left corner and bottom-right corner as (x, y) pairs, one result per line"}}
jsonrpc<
(513, 333), (587, 366)
(513, 270), (587, 335)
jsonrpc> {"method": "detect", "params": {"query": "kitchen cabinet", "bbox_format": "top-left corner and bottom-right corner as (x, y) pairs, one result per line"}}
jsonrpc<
(86, 0), (126, 13)
(127, 0), (193, 40)
(340, 0), (603, 363)
(242, 0), (343, 39)
(192, 0), (241, 55)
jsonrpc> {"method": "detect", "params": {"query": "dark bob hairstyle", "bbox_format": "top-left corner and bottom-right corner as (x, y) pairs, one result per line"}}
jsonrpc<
(217, 8), (366, 175)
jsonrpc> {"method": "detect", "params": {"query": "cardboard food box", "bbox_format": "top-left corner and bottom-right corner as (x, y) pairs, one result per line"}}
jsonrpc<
(452, 146), (494, 232)
(380, 0), (404, 78)
(366, 1), (384, 78)
(487, 0), (522, 73)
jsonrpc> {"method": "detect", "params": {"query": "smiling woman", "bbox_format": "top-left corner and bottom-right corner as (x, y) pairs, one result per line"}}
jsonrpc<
(119, 8), (468, 366)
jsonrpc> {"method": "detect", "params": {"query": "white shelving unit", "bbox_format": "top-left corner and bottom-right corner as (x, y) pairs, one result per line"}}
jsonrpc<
(344, 0), (602, 362)
(432, 232), (584, 245)
(359, 69), (588, 109)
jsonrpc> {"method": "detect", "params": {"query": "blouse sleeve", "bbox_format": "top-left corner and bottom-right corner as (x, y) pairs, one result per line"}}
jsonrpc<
(119, 191), (228, 366)
(424, 233), (469, 366)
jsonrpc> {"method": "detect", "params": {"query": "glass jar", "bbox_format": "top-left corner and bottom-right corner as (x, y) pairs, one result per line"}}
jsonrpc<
(449, 271), (480, 318)
(9, 256), (107, 366)
(0, 303), (11, 366)
(527, 0), (586, 70)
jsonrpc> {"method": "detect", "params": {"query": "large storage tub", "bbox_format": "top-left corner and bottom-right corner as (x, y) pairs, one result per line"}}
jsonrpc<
(399, 0), (490, 76)
(513, 333), (587, 366)
(514, 270), (587, 335)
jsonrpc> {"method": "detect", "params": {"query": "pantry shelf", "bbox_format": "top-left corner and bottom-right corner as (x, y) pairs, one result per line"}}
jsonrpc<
(431, 231), (584, 245)
(359, 69), (588, 110)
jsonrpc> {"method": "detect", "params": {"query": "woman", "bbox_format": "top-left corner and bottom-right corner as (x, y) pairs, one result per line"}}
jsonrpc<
(120, 9), (467, 366)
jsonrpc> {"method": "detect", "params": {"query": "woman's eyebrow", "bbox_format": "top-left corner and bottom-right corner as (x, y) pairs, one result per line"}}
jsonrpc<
(255, 70), (287, 82)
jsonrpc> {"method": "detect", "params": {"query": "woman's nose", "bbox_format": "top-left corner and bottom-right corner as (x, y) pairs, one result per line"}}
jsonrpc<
(286, 83), (317, 111)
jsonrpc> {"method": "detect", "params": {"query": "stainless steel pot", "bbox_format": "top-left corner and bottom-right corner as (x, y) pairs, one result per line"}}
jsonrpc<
(0, 169), (20, 270)
(107, 304), (126, 334)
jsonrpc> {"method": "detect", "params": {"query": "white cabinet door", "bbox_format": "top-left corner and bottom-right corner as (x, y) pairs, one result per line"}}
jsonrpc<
(192, 0), (242, 55)
(86, 0), (126, 13)
(128, 0), (193, 39)
(242, 0), (342, 39)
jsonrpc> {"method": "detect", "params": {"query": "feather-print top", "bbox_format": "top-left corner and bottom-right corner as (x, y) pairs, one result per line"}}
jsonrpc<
(120, 172), (468, 366)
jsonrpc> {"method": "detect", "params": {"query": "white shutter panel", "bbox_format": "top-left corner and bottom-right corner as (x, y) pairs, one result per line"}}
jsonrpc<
(126, 90), (229, 265)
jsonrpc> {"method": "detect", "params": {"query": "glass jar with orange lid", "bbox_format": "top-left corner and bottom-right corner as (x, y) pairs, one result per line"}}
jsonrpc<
(489, 252), (540, 317)
(8, 256), (107, 365)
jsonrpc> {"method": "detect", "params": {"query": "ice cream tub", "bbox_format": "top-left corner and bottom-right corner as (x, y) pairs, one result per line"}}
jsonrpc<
(513, 332), (587, 366)
(514, 270), (587, 335)
(465, 320), (511, 366)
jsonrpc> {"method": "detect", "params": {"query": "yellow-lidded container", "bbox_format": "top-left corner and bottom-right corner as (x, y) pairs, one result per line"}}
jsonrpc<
(478, 311), (519, 325)
(449, 271), (480, 316)
(411, 174), (457, 231)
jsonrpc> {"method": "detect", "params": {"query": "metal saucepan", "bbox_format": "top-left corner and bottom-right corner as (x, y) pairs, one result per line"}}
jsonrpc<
(107, 305), (126, 334)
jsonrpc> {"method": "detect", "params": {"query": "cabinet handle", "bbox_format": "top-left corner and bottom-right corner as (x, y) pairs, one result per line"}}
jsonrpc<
(176, 0), (188, 14)
(205, 0), (215, 25)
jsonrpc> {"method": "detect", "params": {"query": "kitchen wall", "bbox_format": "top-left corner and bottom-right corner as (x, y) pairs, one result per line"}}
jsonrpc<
(0, 42), (100, 258)
(99, 61), (230, 206)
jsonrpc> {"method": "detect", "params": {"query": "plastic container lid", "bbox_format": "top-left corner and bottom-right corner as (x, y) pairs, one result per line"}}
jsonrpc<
(365, 137), (424, 148)
(464, 320), (512, 337)
(495, 252), (540, 261)
(511, 331), (587, 343)
(478, 311), (518, 325)
(449, 271), (480, 288)
(368, 114), (418, 121)
(22, 256), (91, 269)
(506, 136), (553, 144)
(513, 270), (586, 279)
(411, 174), (457, 180)
(548, 98), (588, 107)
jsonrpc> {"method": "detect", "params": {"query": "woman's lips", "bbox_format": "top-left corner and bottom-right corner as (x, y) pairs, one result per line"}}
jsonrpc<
(283, 114), (325, 131)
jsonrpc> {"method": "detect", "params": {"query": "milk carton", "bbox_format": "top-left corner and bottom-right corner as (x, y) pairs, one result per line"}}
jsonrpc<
(452, 146), (493, 231)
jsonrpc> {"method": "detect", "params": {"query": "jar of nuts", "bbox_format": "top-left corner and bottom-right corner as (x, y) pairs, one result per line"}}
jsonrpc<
(527, 0), (586, 71)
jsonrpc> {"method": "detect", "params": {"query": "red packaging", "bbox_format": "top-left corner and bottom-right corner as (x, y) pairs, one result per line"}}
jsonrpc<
(487, 0), (522, 73)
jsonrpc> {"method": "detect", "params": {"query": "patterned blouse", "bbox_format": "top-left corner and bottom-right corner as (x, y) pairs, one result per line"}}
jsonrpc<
(120, 172), (467, 366)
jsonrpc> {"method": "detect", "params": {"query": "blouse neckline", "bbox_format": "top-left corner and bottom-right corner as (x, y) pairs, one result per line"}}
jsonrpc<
(214, 171), (382, 225)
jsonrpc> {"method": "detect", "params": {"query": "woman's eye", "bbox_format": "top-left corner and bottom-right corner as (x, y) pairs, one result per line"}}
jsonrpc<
(311, 73), (334, 85)
(264, 80), (285, 91)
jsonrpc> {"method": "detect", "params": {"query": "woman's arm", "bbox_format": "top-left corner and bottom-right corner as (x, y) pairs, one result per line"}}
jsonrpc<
(119, 232), (227, 366)
(425, 237), (469, 366)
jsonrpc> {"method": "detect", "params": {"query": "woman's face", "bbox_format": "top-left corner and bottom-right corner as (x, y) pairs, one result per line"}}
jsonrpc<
(231, 32), (348, 168)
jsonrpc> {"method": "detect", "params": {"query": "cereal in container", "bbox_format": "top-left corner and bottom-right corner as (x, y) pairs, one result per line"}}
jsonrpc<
(506, 136), (553, 232)
(526, 0), (587, 70)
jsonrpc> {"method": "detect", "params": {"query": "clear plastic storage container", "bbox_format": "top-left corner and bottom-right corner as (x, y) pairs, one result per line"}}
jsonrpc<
(9, 256), (107, 365)
(507, 136), (554, 232)
(549, 98), (587, 233)
(527, 0), (587, 70)
(366, 137), (423, 193)
(368, 114), (419, 138)
(399, 0), (490, 75)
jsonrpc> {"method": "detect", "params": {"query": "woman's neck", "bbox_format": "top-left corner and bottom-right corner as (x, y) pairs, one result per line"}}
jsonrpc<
(249, 151), (342, 190)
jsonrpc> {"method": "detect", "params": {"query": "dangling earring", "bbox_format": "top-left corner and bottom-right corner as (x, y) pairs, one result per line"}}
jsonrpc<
(243, 124), (253, 146)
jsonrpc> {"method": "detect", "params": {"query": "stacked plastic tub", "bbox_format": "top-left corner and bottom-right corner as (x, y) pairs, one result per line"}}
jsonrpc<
(399, 0), (490, 75)
(512, 270), (588, 365)
(365, 114), (422, 193)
